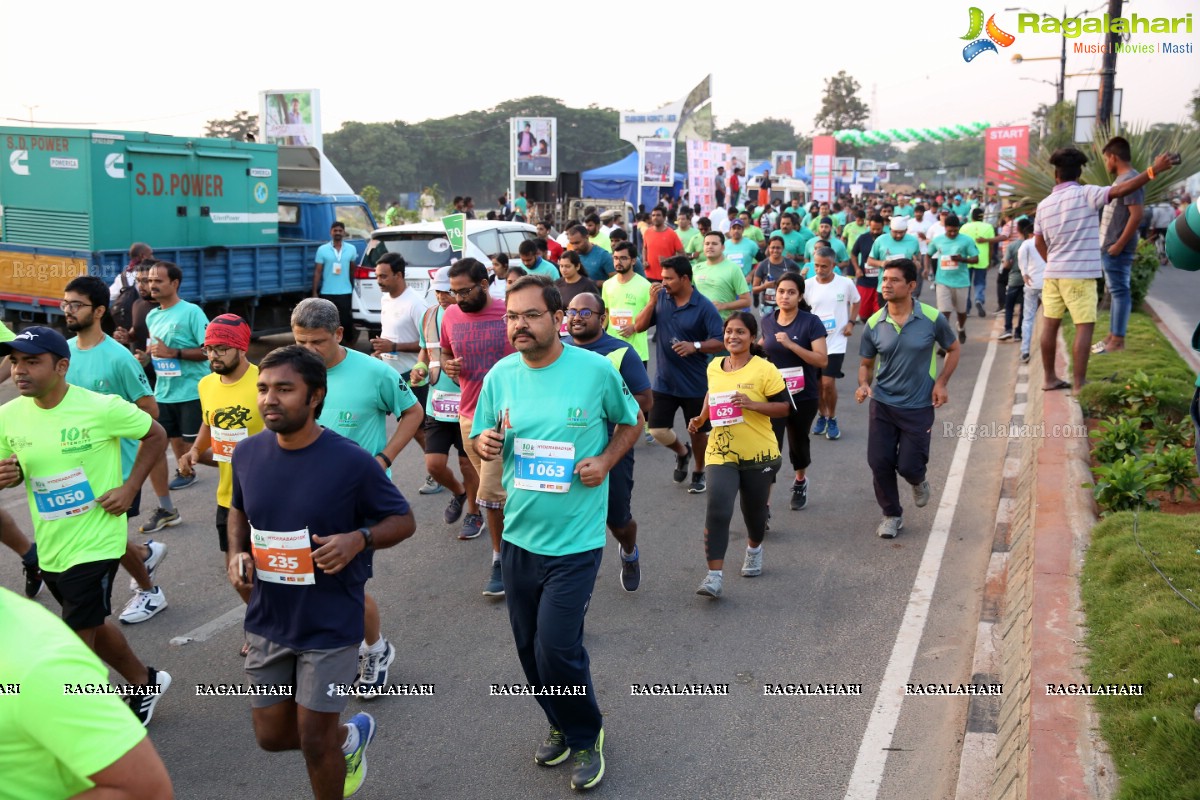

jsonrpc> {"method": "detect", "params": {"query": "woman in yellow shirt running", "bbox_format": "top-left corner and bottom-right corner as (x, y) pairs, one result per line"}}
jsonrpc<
(687, 312), (790, 598)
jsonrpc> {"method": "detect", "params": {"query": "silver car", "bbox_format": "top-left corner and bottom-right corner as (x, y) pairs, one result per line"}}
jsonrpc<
(352, 220), (537, 333)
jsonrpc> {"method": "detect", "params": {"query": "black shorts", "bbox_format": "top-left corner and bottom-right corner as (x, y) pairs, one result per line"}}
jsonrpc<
(606, 449), (635, 528)
(423, 416), (466, 457)
(127, 487), (142, 519)
(648, 391), (710, 433)
(159, 399), (202, 440)
(822, 353), (846, 380)
(42, 559), (121, 630)
(215, 505), (230, 552)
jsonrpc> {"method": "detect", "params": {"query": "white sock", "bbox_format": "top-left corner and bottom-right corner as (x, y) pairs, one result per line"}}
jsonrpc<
(342, 723), (359, 755)
(708, 569), (723, 577)
(365, 638), (386, 654)
(747, 545), (762, 554)
(492, 552), (501, 565)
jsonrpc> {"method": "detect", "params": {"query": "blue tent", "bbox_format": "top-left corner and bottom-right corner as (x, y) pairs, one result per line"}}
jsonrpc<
(581, 151), (686, 210)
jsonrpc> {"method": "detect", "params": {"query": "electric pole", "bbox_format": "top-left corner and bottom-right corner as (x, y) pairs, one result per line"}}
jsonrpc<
(1096, 0), (1122, 131)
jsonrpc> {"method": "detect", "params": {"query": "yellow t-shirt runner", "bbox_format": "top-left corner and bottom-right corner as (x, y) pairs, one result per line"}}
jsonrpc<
(0, 387), (152, 572)
(704, 356), (785, 469)
(197, 364), (264, 508)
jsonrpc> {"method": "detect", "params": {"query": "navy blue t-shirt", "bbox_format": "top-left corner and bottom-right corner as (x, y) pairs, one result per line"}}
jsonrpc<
(760, 308), (827, 402)
(647, 288), (724, 398)
(572, 332), (651, 395)
(231, 428), (411, 651)
(852, 232), (880, 287)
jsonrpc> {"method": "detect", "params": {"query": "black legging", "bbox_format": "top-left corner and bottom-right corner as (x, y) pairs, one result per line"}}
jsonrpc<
(704, 462), (780, 561)
(771, 396), (820, 473)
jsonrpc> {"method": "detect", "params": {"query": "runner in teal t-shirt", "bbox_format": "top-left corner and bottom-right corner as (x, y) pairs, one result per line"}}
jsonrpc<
(145, 276), (209, 404)
(68, 336), (153, 480)
(320, 347), (420, 472)
(927, 232), (979, 289)
(724, 227), (761, 279)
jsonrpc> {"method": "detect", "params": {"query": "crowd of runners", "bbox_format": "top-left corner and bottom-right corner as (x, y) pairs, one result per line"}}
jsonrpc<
(0, 140), (1179, 797)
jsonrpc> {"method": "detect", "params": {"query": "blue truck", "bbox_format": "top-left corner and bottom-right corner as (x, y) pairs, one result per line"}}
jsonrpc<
(0, 127), (375, 336)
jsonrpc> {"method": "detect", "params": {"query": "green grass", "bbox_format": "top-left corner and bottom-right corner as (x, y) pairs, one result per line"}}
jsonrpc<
(1081, 511), (1200, 799)
(1061, 310), (1195, 422)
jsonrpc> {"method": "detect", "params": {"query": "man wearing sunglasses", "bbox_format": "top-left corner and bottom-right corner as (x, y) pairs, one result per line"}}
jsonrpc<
(566, 292), (652, 592)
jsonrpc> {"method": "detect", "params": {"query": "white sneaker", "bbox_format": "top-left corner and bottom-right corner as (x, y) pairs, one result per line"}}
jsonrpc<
(119, 587), (168, 624)
(354, 640), (397, 699)
(128, 540), (167, 592)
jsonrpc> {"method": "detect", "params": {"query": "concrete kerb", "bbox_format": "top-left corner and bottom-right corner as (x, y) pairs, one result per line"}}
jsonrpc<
(955, 320), (1116, 800)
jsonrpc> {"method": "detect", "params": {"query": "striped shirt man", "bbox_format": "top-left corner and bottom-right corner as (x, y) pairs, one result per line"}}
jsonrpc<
(1033, 182), (1111, 279)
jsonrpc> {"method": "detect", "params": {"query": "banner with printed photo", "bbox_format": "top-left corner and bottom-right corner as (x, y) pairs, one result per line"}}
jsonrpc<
(855, 159), (877, 182)
(641, 139), (676, 187)
(512, 117), (556, 181)
(834, 157), (855, 182)
(687, 140), (730, 213)
(260, 89), (321, 148)
(771, 151), (797, 178)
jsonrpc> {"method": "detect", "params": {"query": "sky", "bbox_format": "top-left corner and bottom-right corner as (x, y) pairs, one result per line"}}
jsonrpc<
(2, 0), (1196, 148)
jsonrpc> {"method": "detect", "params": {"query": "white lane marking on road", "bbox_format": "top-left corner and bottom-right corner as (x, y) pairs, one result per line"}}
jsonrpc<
(170, 604), (245, 646)
(843, 333), (1000, 800)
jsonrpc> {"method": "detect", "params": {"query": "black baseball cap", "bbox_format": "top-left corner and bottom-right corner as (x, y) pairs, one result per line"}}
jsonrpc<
(0, 326), (71, 359)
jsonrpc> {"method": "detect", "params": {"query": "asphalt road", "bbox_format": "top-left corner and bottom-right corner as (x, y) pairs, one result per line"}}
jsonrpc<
(0, 307), (1023, 800)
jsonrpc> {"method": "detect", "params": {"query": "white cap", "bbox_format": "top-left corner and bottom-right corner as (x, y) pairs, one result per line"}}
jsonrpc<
(432, 266), (452, 292)
(890, 216), (909, 231)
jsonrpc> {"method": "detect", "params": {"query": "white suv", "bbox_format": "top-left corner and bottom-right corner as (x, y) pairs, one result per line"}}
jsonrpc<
(352, 220), (537, 334)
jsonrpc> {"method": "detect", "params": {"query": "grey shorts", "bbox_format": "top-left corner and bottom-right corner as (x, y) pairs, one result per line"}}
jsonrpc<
(244, 632), (359, 712)
(936, 283), (970, 315)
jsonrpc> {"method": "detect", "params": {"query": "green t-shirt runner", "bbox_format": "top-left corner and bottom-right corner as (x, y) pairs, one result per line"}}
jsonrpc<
(804, 236), (851, 264)
(418, 305), (463, 423)
(471, 346), (639, 556)
(868, 234), (922, 277)
(146, 300), (209, 403)
(959, 221), (996, 270)
(677, 226), (703, 262)
(67, 335), (153, 481)
(842, 221), (869, 254)
(771, 229), (807, 261)
(318, 347), (418, 467)
(693, 260), (751, 320)
(0, 588), (148, 799)
(0, 387), (152, 572)
(927, 234), (979, 289)
(601, 272), (652, 361)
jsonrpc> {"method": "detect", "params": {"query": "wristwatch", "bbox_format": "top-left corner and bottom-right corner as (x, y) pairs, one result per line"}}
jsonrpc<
(692, 341), (702, 352)
(357, 527), (374, 550)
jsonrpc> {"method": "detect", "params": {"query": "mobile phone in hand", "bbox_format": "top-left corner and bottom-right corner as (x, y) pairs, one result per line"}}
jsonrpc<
(1167, 152), (1182, 166)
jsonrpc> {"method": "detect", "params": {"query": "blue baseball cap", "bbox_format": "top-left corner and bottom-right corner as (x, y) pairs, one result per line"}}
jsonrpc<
(0, 326), (70, 360)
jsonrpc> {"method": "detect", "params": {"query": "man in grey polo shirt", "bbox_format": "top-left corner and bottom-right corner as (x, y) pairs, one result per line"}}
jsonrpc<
(856, 259), (960, 539)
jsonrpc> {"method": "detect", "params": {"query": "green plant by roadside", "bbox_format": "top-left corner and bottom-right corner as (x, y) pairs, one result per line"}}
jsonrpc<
(1150, 417), (1196, 452)
(1081, 510), (1200, 800)
(1090, 416), (1149, 464)
(1115, 369), (1163, 421)
(1129, 240), (1160, 311)
(1064, 312), (1195, 423)
(1087, 454), (1168, 513)
(1149, 447), (1200, 504)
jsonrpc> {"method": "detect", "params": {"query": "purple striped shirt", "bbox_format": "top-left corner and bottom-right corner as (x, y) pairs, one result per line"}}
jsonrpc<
(1034, 181), (1111, 279)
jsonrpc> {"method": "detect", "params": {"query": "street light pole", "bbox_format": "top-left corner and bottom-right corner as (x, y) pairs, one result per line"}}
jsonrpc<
(1057, 5), (1066, 105)
(1096, 0), (1123, 131)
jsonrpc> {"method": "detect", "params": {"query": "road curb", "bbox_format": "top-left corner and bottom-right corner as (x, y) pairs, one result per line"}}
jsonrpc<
(955, 323), (1115, 800)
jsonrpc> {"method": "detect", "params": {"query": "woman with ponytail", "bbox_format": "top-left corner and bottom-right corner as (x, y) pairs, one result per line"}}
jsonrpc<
(759, 272), (828, 511)
(686, 311), (790, 599)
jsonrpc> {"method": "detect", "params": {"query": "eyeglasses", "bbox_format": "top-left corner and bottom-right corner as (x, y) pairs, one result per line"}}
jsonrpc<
(504, 310), (548, 323)
(449, 285), (480, 299)
(203, 345), (233, 357)
(60, 301), (93, 313)
(564, 309), (597, 318)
